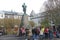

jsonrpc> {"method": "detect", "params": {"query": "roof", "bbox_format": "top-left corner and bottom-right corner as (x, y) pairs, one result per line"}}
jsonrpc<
(1, 11), (23, 16)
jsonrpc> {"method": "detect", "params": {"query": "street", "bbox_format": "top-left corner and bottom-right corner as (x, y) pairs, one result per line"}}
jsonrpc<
(0, 35), (60, 40)
(0, 35), (23, 40)
(0, 35), (33, 40)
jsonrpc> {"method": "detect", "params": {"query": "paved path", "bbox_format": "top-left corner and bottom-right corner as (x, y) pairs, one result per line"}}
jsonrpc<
(0, 35), (28, 40)
(0, 35), (60, 40)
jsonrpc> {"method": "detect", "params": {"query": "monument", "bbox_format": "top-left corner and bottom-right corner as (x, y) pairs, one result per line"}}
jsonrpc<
(17, 3), (29, 36)
(20, 3), (28, 28)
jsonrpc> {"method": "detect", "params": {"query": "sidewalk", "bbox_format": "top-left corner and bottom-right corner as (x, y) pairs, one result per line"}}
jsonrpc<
(0, 35), (17, 37)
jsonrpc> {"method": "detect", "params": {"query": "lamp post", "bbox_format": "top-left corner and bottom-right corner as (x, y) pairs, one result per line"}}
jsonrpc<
(14, 25), (19, 36)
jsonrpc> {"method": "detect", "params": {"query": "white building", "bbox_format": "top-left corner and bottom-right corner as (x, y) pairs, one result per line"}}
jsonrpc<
(0, 11), (5, 19)
(0, 10), (45, 27)
(0, 11), (23, 20)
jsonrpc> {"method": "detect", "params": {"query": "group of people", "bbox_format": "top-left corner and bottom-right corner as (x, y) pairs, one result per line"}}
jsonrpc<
(32, 27), (53, 40)
(19, 26), (59, 40)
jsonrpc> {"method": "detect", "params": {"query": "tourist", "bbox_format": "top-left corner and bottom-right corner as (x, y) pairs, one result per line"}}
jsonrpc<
(44, 27), (49, 39)
(21, 27), (26, 36)
(32, 28), (40, 40)
(40, 27), (45, 40)
(49, 27), (53, 40)
(32, 28), (36, 40)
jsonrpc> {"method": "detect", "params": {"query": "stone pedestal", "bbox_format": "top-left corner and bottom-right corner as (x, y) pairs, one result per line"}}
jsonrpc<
(23, 14), (29, 28)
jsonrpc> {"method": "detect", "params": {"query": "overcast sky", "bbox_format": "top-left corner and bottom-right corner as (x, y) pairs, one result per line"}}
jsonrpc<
(0, 0), (47, 15)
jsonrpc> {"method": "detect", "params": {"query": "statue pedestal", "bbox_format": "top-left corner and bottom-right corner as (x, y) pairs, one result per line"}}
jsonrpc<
(23, 14), (28, 28)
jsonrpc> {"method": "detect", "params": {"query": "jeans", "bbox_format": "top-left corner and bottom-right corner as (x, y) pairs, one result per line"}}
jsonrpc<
(45, 33), (49, 39)
(32, 34), (39, 40)
(49, 33), (53, 40)
(40, 35), (44, 40)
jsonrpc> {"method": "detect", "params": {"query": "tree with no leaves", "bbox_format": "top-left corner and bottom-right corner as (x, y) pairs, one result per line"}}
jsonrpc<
(42, 0), (60, 25)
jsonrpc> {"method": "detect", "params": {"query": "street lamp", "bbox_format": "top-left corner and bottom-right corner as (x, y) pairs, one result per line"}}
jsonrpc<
(14, 25), (19, 36)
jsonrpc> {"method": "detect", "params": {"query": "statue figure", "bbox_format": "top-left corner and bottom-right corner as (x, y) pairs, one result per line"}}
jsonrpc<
(22, 3), (27, 14)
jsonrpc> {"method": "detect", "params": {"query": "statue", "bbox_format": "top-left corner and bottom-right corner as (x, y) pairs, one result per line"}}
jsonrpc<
(22, 3), (27, 14)
(19, 3), (28, 36)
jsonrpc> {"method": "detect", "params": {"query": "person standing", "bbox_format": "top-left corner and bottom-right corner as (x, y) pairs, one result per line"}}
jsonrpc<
(44, 27), (49, 39)
(40, 27), (45, 40)
(49, 27), (53, 40)
(32, 28), (36, 40)
(21, 27), (26, 36)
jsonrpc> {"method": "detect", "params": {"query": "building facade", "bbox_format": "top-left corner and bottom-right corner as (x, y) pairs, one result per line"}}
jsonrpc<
(0, 11), (23, 20)
(0, 11), (5, 19)
(0, 10), (44, 27)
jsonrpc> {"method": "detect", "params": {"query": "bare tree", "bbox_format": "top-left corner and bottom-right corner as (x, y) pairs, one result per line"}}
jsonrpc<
(42, 0), (60, 25)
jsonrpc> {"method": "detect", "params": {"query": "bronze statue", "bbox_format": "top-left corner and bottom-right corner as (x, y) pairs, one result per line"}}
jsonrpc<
(22, 3), (27, 14)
